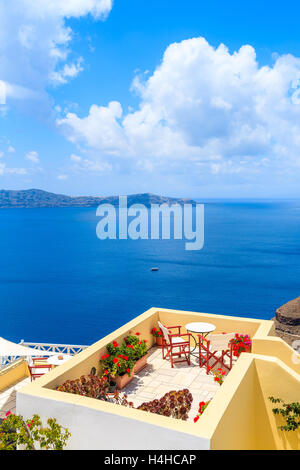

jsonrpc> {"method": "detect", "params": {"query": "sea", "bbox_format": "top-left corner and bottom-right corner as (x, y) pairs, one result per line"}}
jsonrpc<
(1, 200), (300, 346)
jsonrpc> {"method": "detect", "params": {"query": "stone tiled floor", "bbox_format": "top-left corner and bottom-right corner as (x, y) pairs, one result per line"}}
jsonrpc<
(123, 346), (232, 422)
(0, 377), (30, 419)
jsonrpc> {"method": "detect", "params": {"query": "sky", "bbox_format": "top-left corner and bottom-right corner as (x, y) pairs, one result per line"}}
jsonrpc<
(1, 0), (300, 198)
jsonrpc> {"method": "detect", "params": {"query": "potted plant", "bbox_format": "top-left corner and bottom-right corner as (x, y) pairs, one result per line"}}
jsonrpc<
(100, 340), (135, 390)
(231, 334), (252, 357)
(125, 333), (149, 374)
(151, 326), (164, 347)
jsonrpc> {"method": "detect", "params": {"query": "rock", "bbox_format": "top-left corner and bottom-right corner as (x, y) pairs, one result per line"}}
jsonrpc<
(273, 297), (300, 346)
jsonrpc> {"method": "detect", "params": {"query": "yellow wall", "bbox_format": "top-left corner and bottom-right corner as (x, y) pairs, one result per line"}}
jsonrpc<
(0, 359), (30, 392)
(254, 357), (300, 450)
(207, 355), (257, 450)
(209, 354), (300, 450)
(252, 337), (300, 375)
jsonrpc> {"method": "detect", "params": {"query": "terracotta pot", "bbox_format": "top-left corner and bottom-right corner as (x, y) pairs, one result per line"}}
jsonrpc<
(155, 336), (163, 347)
(114, 372), (134, 390)
(133, 353), (149, 374)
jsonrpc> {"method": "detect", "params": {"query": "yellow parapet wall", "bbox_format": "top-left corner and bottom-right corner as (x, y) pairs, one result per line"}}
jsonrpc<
(0, 359), (30, 392)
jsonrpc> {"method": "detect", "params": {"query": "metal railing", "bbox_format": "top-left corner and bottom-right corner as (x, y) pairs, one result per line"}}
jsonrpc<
(0, 341), (89, 370)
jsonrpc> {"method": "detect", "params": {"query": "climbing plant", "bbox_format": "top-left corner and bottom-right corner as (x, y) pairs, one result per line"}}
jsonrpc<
(268, 397), (300, 432)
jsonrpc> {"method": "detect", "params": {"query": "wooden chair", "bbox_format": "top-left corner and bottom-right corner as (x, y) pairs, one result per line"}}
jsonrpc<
(158, 321), (191, 368)
(28, 361), (52, 381)
(198, 333), (235, 374)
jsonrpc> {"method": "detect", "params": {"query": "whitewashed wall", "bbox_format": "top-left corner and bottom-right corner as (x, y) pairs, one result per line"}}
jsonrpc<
(17, 391), (210, 450)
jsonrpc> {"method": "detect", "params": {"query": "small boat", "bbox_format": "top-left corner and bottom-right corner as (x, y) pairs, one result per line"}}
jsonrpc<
(150, 267), (159, 271)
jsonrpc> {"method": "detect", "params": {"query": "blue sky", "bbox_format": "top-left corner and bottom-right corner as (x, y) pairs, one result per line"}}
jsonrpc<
(1, 0), (300, 198)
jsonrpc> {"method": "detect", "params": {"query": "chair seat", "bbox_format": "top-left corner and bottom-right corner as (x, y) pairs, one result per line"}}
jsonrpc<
(170, 336), (187, 344)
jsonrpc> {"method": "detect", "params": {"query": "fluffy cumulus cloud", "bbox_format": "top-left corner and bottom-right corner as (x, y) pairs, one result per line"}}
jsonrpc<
(57, 37), (300, 178)
(0, 0), (113, 103)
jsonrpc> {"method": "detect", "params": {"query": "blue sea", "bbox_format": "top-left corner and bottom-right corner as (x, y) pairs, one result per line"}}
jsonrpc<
(1, 201), (300, 346)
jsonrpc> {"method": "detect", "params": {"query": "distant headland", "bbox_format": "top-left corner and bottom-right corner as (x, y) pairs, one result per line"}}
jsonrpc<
(0, 189), (196, 209)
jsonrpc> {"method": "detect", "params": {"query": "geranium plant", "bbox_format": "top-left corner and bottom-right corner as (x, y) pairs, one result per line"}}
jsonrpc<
(231, 334), (252, 357)
(151, 327), (163, 338)
(0, 412), (70, 450)
(193, 400), (210, 423)
(100, 333), (148, 378)
(210, 367), (226, 385)
(124, 333), (148, 361)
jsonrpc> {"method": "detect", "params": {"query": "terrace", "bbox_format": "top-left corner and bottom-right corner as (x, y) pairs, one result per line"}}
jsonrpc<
(4, 308), (300, 449)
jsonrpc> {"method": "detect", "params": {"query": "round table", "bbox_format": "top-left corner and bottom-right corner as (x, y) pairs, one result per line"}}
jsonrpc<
(185, 322), (216, 356)
(47, 354), (72, 366)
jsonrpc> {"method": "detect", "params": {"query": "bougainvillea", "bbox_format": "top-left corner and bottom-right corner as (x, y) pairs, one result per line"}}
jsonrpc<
(57, 374), (109, 398)
(137, 389), (193, 421)
(269, 397), (300, 431)
(0, 412), (70, 450)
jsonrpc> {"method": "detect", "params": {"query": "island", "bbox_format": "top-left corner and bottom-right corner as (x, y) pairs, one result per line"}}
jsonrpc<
(0, 189), (196, 209)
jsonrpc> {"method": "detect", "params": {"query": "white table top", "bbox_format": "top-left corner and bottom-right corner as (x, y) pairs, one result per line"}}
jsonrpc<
(47, 354), (72, 366)
(185, 322), (216, 334)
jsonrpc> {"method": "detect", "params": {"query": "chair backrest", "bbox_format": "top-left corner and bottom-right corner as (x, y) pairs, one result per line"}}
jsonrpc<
(209, 333), (235, 352)
(158, 321), (170, 344)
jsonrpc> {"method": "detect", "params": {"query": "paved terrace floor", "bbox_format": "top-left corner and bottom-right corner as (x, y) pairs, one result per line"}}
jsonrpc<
(123, 346), (234, 422)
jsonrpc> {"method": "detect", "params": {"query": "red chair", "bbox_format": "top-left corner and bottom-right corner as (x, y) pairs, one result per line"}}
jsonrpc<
(28, 361), (52, 381)
(198, 333), (235, 374)
(158, 321), (191, 368)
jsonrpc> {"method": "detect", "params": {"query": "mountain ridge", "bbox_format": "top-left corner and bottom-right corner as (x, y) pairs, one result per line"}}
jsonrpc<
(0, 189), (196, 208)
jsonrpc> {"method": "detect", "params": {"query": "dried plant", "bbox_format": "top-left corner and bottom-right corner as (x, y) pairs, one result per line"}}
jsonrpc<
(137, 389), (193, 421)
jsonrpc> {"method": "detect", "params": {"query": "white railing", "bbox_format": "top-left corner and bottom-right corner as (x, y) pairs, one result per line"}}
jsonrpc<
(0, 341), (89, 370)
(20, 341), (88, 355)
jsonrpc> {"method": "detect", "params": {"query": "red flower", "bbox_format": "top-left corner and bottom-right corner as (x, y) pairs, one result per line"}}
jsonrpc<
(112, 341), (119, 348)
(127, 344), (133, 349)
(113, 358), (119, 364)
(5, 411), (11, 417)
(104, 370), (108, 374)
(135, 332), (141, 336)
(118, 354), (123, 358)
(124, 355), (129, 360)
(194, 416), (199, 423)
(117, 363), (121, 367)
(126, 368), (130, 373)
(143, 340), (147, 343)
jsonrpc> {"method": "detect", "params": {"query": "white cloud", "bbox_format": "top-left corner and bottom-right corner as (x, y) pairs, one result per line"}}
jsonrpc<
(57, 174), (68, 180)
(8, 145), (15, 153)
(57, 36), (300, 177)
(0, 0), (113, 104)
(70, 153), (82, 162)
(0, 162), (27, 175)
(25, 150), (39, 163)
